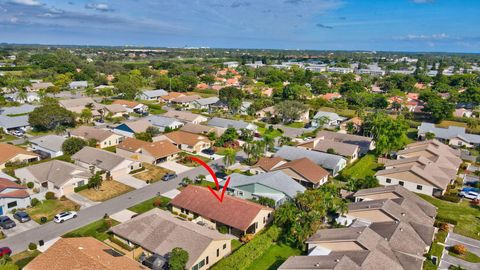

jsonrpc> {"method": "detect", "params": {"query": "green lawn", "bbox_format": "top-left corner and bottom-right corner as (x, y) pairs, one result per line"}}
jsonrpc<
(285, 122), (305, 128)
(231, 239), (243, 252)
(128, 196), (171, 214)
(26, 199), (79, 223)
(419, 194), (480, 240)
(0, 134), (17, 142)
(449, 250), (480, 263)
(12, 250), (41, 269)
(103, 146), (116, 153)
(340, 154), (380, 180)
(63, 218), (120, 241)
(244, 243), (302, 270)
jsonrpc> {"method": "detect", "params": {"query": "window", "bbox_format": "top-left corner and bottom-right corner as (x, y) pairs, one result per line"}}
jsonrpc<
(206, 256), (209, 265)
(198, 259), (205, 268)
(223, 244), (226, 250)
(7, 201), (17, 208)
(416, 185), (422, 190)
(77, 180), (85, 187)
(386, 178), (391, 183)
(217, 248), (219, 257)
(399, 181), (404, 186)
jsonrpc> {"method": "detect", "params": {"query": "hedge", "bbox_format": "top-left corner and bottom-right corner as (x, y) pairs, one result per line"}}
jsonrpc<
(211, 226), (281, 270)
(108, 235), (134, 251)
(74, 185), (89, 193)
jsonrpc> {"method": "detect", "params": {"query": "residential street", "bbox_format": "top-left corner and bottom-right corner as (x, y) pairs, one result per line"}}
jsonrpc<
(0, 159), (224, 254)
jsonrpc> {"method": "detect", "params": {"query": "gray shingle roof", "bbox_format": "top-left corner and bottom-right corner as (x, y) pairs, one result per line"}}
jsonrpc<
(0, 115), (29, 129)
(227, 171), (305, 198)
(16, 160), (91, 187)
(207, 117), (254, 130)
(194, 97), (219, 106)
(0, 104), (38, 116)
(141, 89), (168, 98)
(147, 115), (183, 128)
(418, 122), (480, 144)
(29, 135), (66, 153)
(313, 111), (346, 122)
(71, 147), (128, 171)
(275, 146), (346, 171)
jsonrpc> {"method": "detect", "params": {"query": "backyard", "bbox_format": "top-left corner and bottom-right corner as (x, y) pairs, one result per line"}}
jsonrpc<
(419, 194), (480, 240)
(26, 199), (79, 223)
(128, 196), (171, 214)
(244, 243), (302, 270)
(63, 218), (120, 241)
(340, 154), (381, 180)
(78, 180), (134, 202)
(133, 163), (174, 182)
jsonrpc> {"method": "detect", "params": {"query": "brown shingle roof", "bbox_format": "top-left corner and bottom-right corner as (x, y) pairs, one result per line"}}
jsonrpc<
(112, 99), (141, 109)
(170, 185), (272, 231)
(252, 157), (285, 171)
(24, 237), (145, 270)
(273, 158), (329, 184)
(163, 110), (206, 122)
(164, 130), (210, 147)
(70, 126), (116, 142)
(0, 143), (38, 165)
(117, 138), (180, 159)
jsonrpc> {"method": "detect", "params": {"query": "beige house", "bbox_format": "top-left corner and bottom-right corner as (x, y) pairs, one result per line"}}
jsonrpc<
(298, 137), (359, 163)
(171, 185), (273, 237)
(110, 209), (232, 270)
(0, 143), (39, 169)
(70, 126), (124, 149)
(163, 110), (208, 124)
(163, 130), (211, 153)
(375, 140), (461, 196)
(116, 137), (181, 164)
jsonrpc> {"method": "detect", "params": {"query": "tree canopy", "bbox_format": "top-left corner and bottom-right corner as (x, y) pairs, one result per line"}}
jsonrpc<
(29, 104), (76, 131)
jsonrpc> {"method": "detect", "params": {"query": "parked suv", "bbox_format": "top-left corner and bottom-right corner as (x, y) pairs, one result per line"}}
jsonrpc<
(162, 173), (177, 181)
(459, 191), (480, 200)
(0, 216), (16, 229)
(13, 211), (31, 223)
(54, 211), (77, 223)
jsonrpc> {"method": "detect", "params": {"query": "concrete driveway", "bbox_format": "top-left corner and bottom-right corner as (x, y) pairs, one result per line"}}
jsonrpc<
(3, 214), (40, 237)
(110, 209), (137, 223)
(116, 174), (148, 189)
(158, 161), (191, 174)
(446, 232), (480, 256)
(66, 193), (99, 209)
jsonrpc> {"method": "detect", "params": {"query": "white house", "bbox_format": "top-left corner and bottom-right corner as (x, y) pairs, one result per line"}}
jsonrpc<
(0, 178), (30, 215)
(29, 135), (66, 158)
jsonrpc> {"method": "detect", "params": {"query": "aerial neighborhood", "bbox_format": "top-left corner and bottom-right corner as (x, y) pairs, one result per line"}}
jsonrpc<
(0, 45), (478, 270)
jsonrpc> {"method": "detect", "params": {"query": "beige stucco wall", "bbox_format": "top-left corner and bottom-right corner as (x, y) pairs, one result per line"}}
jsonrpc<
(377, 175), (437, 196)
(188, 239), (231, 270)
(0, 153), (39, 169)
(99, 134), (124, 148)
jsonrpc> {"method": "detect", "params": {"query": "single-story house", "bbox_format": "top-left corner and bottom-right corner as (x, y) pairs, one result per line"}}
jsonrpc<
(116, 137), (181, 164)
(315, 130), (374, 155)
(223, 171), (305, 207)
(171, 185), (273, 237)
(0, 143), (39, 169)
(417, 122), (480, 148)
(70, 126), (124, 148)
(71, 147), (142, 178)
(163, 110), (208, 124)
(159, 92), (186, 103)
(162, 130), (211, 153)
(113, 118), (152, 137)
(274, 146), (347, 176)
(69, 81), (88, 89)
(104, 104), (128, 117)
(207, 117), (257, 132)
(110, 209), (232, 270)
(0, 115), (30, 133)
(148, 115), (184, 132)
(257, 106), (309, 123)
(29, 135), (66, 158)
(191, 97), (220, 110)
(138, 89), (168, 101)
(311, 111), (346, 128)
(0, 178), (30, 215)
(271, 158), (330, 188)
(24, 237), (145, 270)
(170, 94), (201, 107)
(4, 92), (40, 104)
(0, 104), (37, 116)
(59, 97), (103, 116)
(15, 160), (92, 196)
(180, 123), (226, 137)
(298, 138), (359, 163)
(26, 82), (54, 92)
(111, 100), (148, 114)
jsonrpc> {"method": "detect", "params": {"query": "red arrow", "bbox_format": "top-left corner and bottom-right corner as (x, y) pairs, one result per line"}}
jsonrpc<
(189, 156), (230, 203)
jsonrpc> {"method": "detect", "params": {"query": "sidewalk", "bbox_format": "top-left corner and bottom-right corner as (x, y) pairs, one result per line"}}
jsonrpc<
(116, 174), (148, 189)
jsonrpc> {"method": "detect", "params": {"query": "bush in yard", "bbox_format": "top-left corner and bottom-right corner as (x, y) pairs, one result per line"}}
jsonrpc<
(168, 247), (189, 270)
(153, 198), (163, 208)
(28, 242), (37, 250)
(451, 244), (467, 255)
(30, 198), (40, 207)
(439, 222), (449, 232)
(60, 195), (67, 201)
(217, 225), (228, 234)
(179, 213), (187, 219)
(240, 234), (254, 243)
(45, 191), (56, 200)
(26, 182), (34, 189)
(40, 217), (47, 223)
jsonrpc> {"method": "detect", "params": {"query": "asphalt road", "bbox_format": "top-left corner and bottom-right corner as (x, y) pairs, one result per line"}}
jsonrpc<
(0, 159), (224, 254)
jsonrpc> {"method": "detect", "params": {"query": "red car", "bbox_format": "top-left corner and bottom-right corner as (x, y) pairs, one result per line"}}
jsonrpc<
(0, 247), (12, 257)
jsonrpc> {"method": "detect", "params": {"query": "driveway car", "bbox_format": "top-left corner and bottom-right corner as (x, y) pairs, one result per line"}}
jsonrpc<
(53, 211), (77, 223)
(0, 247), (11, 258)
(459, 191), (480, 200)
(162, 173), (177, 181)
(202, 148), (215, 155)
(0, 216), (16, 229)
(13, 211), (31, 223)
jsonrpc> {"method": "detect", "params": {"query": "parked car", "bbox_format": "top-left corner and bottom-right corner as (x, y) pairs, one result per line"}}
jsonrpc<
(162, 173), (177, 181)
(201, 148), (215, 155)
(53, 211), (77, 223)
(0, 247), (11, 258)
(13, 211), (31, 223)
(0, 216), (16, 229)
(459, 191), (480, 200)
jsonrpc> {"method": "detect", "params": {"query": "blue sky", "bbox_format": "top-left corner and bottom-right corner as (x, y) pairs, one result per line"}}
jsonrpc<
(0, 0), (479, 52)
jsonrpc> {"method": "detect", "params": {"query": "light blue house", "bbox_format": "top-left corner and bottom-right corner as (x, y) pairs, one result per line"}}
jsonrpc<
(220, 171), (306, 207)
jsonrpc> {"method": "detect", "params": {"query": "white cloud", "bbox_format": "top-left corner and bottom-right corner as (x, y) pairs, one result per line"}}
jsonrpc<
(398, 33), (448, 41)
(9, 0), (42, 6)
(85, 3), (113, 12)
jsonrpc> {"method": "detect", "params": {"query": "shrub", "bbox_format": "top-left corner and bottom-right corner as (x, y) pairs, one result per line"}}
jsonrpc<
(60, 195), (67, 201)
(439, 223), (450, 232)
(26, 182), (34, 189)
(45, 191), (56, 200)
(30, 198), (40, 207)
(240, 234), (254, 243)
(40, 217), (47, 223)
(451, 244), (467, 255)
(74, 185), (89, 193)
(179, 213), (187, 219)
(439, 194), (461, 203)
(28, 242), (37, 250)
(217, 225), (228, 234)
(108, 235), (134, 251)
(172, 210), (179, 215)
(153, 198), (163, 208)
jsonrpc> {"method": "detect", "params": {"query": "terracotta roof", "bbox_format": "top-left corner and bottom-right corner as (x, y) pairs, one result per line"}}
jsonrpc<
(164, 130), (210, 147)
(0, 143), (38, 165)
(170, 185), (272, 231)
(117, 138), (180, 159)
(24, 237), (145, 270)
(112, 99), (141, 109)
(252, 157), (285, 171)
(161, 92), (185, 101)
(70, 126), (117, 142)
(273, 158), (329, 184)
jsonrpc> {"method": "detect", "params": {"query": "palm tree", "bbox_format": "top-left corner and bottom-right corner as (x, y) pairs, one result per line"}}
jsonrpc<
(222, 148), (236, 170)
(263, 136), (275, 153)
(278, 136), (291, 146)
(16, 89), (28, 103)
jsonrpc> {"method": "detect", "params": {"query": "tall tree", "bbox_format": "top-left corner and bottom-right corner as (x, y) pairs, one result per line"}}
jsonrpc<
(364, 113), (409, 156)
